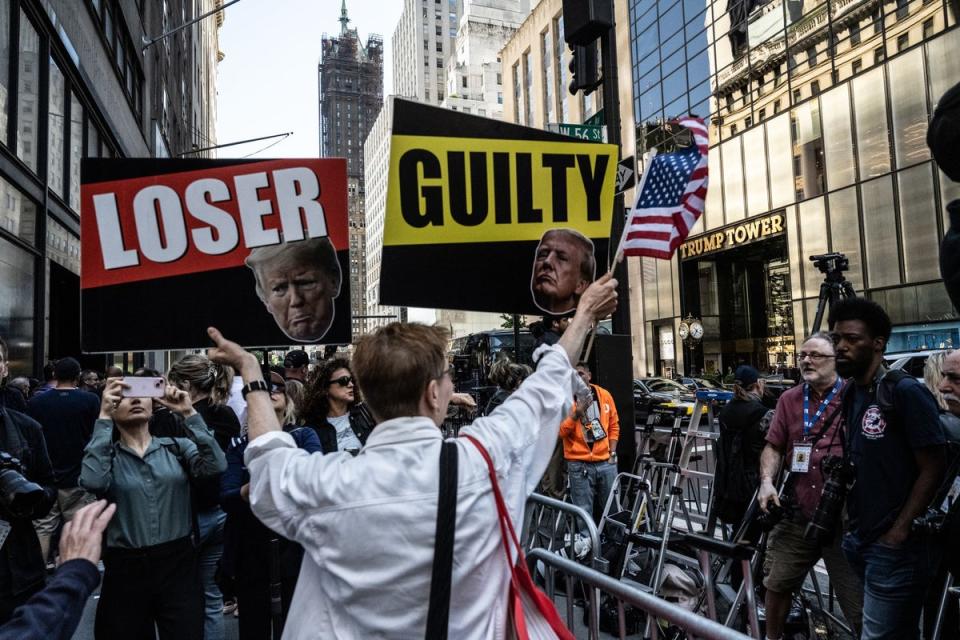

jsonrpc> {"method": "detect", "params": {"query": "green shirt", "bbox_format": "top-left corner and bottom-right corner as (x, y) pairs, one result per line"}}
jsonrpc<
(80, 414), (227, 549)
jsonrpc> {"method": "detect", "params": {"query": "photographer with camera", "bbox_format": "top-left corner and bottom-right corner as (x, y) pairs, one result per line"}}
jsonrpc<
(757, 332), (862, 640)
(0, 338), (56, 624)
(830, 298), (947, 640)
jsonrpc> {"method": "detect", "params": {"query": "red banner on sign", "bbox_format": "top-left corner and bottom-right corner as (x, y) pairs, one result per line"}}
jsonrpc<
(80, 158), (347, 290)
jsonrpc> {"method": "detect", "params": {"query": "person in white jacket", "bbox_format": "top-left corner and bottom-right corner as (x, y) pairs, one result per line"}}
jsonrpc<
(205, 273), (617, 639)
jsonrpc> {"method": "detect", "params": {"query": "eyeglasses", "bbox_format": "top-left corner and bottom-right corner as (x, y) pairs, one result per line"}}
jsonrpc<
(328, 375), (354, 387)
(269, 382), (286, 395)
(434, 364), (454, 380)
(797, 352), (835, 362)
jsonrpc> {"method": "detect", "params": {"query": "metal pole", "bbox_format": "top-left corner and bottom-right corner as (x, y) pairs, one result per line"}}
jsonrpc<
(512, 313), (521, 361)
(142, 0), (244, 52)
(600, 5), (630, 337)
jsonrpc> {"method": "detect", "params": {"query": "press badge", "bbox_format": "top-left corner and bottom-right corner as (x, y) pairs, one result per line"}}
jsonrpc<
(791, 443), (812, 473)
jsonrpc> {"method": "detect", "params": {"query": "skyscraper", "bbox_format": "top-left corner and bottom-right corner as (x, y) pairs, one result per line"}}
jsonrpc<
(391, 0), (461, 104)
(319, 1), (384, 338)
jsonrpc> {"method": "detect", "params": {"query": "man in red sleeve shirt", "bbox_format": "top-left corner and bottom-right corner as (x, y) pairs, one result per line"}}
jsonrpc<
(757, 332), (862, 640)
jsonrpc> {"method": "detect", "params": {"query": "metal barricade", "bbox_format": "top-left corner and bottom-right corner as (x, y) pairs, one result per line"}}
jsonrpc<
(523, 493), (605, 637)
(528, 549), (753, 640)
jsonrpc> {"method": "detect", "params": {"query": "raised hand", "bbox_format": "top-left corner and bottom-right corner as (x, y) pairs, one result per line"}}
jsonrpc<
(206, 327), (260, 379)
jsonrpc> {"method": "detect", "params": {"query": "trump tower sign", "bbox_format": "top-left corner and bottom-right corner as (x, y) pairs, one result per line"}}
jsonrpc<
(381, 99), (618, 316)
(80, 158), (351, 352)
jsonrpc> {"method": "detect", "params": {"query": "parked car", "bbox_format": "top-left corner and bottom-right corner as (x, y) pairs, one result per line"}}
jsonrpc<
(633, 377), (704, 425)
(885, 349), (943, 381)
(677, 377), (724, 392)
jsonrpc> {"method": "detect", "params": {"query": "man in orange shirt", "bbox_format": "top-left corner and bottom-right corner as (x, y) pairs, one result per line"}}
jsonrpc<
(560, 363), (620, 536)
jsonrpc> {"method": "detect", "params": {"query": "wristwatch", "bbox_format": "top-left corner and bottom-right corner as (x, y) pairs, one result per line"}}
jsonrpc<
(241, 379), (269, 398)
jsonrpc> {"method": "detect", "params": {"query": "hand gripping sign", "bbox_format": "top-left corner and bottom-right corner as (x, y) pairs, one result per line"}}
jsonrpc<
(80, 158), (350, 352)
(380, 99), (617, 316)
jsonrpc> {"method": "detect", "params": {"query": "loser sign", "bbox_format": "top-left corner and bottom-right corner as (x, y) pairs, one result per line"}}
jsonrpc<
(81, 158), (351, 352)
(381, 99), (617, 315)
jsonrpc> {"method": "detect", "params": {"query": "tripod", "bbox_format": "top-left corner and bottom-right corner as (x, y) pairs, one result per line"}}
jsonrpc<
(809, 253), (857, 334)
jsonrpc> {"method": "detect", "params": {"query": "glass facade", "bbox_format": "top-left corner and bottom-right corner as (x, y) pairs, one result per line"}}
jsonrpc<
(629, 0), (960, 373)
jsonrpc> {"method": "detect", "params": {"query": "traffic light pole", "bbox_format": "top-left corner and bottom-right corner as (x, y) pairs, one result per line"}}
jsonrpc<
(600, 16), (631, 337)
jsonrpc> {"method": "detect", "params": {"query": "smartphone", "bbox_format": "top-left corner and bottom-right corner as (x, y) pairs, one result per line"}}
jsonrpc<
(121, 377), (166, 398)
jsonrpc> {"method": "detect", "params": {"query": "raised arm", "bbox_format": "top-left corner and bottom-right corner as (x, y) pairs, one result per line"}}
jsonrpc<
(155, 384), (227, 478)
(80, 381), (125, 496)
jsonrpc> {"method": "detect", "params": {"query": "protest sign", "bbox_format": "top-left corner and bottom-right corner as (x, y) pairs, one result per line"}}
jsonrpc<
(81, 158), (350, 352)
(381, 99), (617, 316)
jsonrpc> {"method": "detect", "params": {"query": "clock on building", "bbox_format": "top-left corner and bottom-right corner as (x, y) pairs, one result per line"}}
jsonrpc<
(689, 320), (704, 341)
(678, 322), (690, 340)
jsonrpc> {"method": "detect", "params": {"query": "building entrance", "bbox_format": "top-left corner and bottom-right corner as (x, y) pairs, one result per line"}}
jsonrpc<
(680, 233), (795, 378)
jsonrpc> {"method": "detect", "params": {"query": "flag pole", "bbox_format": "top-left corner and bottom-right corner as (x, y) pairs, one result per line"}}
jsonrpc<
(582, 147), (659, 363)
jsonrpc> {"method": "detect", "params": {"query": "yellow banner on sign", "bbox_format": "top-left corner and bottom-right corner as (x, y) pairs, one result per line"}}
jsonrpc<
(385, 134), (617, 247)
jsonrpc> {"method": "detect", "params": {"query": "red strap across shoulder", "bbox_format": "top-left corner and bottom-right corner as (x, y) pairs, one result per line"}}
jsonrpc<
(462, 435), (575, 640)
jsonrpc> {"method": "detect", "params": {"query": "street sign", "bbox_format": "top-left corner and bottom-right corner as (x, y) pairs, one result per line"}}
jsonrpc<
(616, 157), (635, 194)
(584, 109), (604, 127)
(547, 122), (607, 142)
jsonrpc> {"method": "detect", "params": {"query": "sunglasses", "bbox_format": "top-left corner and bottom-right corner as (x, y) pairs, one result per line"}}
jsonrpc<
(269, 382), (286, 395)
(328, 375), (354, 387)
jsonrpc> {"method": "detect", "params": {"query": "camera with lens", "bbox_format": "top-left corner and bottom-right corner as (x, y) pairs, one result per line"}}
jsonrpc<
(756, 494), (795, 532)
(0, 451), (45, 519)
(809, 253), (850, 278)
(805, 455), (856, 541)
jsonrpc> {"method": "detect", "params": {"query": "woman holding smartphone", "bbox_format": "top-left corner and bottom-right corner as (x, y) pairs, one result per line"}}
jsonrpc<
(80, 378), (227, 640)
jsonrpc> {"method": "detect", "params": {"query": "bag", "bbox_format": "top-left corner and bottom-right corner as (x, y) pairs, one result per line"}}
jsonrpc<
(463, 435), (575, 640)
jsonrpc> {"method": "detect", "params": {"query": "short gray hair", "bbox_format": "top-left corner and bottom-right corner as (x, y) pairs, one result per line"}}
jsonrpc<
(802, 331), (836, 352)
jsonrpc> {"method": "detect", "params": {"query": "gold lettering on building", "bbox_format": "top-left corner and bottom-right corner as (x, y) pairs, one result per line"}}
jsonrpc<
(680, 211), (786, 259)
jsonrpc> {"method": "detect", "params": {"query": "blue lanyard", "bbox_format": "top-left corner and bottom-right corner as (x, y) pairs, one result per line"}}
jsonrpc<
(802, 378), (843, 437)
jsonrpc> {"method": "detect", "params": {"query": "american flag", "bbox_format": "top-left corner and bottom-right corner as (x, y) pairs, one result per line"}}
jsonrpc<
(620, 117), (709, 259)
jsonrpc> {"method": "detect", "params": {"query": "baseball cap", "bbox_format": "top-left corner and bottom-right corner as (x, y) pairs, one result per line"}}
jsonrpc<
(283, 350), (309, 368)
(734, 365), (760, 387)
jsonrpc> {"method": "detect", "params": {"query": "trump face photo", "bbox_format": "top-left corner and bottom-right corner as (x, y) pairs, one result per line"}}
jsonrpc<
(245, 237), (342, 342)
(530, 228), (597, 314)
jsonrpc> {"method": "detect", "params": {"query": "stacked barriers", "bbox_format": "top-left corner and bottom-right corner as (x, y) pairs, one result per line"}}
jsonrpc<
(523, 389), (857, 639)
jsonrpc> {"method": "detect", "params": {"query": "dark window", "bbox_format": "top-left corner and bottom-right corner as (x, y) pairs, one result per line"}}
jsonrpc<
(850, 23), (861, 45)
(875, 46), (885, 63)
(811, 80), (821, 96)
(730, 123), (738, 135)
(807, 47), (817, 67)
(922, 18), (934, 38)
(852, 58), (863, 73)
(744, 115), (753, 127)
(774, 99), (781, 113)
(897, 33), (908, 51)
(793, 88), (802, 102)
(758, 108), (766, 121)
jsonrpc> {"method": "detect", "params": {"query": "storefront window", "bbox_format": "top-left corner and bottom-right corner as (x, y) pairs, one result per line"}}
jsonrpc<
(0, 174), (36, 244)
(0, 235), (35, 373)
(48, 57), (65, 198)
(861, 175), (900, 288)
(792, 101), (825, 200)
(767, 112), (794, 209)
(721, 137), (745, 222)
(799, 197), (828, 298)
(46, 216), (79, 275)
(852, 67), (891, 179)
(827, 187), (864, 290)
(17, 12), (40, 172)
(743, 126), (769, 216)
(69, 93), (83, 212)
(820, 84), (856, 190)
(888, 48), (929, 168)
(898, 164), (939, 283)
(926, 28), (960, 110)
